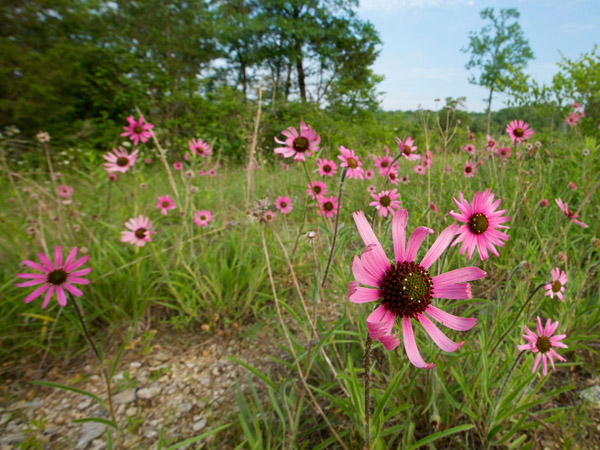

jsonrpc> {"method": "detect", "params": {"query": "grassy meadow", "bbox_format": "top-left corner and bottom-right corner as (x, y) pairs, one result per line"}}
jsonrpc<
(0, 118), (599, 449)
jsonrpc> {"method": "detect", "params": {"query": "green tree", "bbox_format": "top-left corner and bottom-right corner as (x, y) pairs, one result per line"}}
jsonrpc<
(462, 7), (534, 134)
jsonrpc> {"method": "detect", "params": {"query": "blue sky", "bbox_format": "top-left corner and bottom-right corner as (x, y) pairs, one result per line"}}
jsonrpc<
(357, 0), (600, 111)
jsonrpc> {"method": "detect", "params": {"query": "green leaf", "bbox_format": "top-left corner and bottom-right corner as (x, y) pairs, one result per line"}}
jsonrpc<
(165, 423), (231, 450)
(31, 380), (106, 409)
(406, 424), (474, 450)
(72, 417), (118, 430)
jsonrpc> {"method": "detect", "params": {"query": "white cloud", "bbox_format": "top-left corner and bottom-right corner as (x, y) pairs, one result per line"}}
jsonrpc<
(359, 0), (474, 13)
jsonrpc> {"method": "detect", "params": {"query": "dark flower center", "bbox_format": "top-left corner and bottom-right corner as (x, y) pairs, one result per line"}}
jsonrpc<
(404, 146), (412, 155)
(501, 149), (507, 155)
(280, 202), (287, 208)
(200, 215), (206, 221)
(135, 228), (147, 239)
(266, 214), (273, 220)
(293, 137), (309, 152)
(380, 195), (391, 207)
(381, 161), (389, 167)
(323, 165), (331, 172)
(514, 128), (524, 138)
(468, 213), (489, 234)
(379, 261), (433, 318)
(347, 158), (358, 169)
(134, 126), (143, 134)
(47, 269), (67, 285)
(552, 280), (562, 293)
(162, 202), (170, 207)
(323, 201), (333, 212)
(536, 336), (551, 353)
(389, 173), (396, 181)
(465, 166), (472, 173)
(313, 185), (322, 194)
(117, 157), (129, 167)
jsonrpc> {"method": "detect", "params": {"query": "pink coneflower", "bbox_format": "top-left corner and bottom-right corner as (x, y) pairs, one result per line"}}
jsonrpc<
(338, 146), (364, 180)
(108, 173), (118, 182)
(506, 120), (534, 145)
(276, 196), (293, 214)
(317, 158), (338, 177)
(540, 199), (549, 207)
(555, 198), (587, 228)
(173, 162), (183, 170)
(348, 210), (486, 368)
(369, 188), (401, 217)
(544, 268), (567, 302)
(121, 215), (154, 247)
(414, 165), (426, 175)
(103, 147), (139, 173)
(121, 115), (154, 146)
(495, 146), (510, 160)
(468, 127), (474, 142)
(189, 138), (212, 157)
(566, 113), (579, 127)
(486, 134), (497, 151)
(374, 148), (396, 175)
(156, 195), (176, 215)
(463, 161), (476, 178)
(430, 202), (439, 214)
(58, 185), (73, 198)
(316, 195), (339, 217)
(194, 210), (212, 227)
(307, 180), (327, 199)
(387, 169), (399, 185)
(263, 210), (276, 222)
(208, 168), (217, 177)
(198, 170), (206, 177)
(399, 175), (410, 184)
(449, 189), (510, 260)
(183, 152), (190, 162)
(572, 101), (582, 111)
(274, 122), (320, 161)
(367, 185), (376, 194)
(395, 136), (420, 161)
(461, 144), (476, 155)
(443, 166), (453, 173)
(16, 246), (91, 308)
(568, 181), (577, 190)
(144, 158), (152, 164)
(518, 317), (567, 376)
(365, 169), (374, 180)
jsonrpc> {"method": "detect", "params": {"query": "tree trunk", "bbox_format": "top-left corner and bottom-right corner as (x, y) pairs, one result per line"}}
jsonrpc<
(486, 87), (494, 135)
(295, 38), (306, 102)
(284, 61), (292, 100)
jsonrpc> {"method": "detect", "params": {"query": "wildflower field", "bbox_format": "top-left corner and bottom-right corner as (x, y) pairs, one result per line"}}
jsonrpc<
(1, 2), (600, 449)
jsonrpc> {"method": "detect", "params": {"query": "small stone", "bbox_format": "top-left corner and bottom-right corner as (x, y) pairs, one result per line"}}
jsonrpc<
(177, 402), (193, 415)
(78, 399), (92, 411)
(113, 389), (136, 405)
(90, 438), (107, 450)
(76, 421), (106, 449)
(0, 413), (11, 426)
(579, 386), (600, 406)
(126, 407), (137, 417)
(144, 429), (158, 439)
(130, 362), (142, 369)
(55, 414), (66, 425)
(137, 383), (162, 400)
(192, 417), (207, 432)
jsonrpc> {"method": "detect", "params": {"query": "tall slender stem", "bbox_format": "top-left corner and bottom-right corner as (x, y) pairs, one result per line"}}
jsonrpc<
(321, 168), (347, 289)
(364, 335), (372, 450)
(70, 294), (118, 439)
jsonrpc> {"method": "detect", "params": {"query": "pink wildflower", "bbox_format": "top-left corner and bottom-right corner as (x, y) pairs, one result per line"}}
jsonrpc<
(539, 199), (549, 208)
(430, 202), (439, 214)
(486, 135), (497, 151)
(348, 210), (485, 368)
(144, 158), (152, 164)
(461, 144), (476, 155)
(208, 168), (217, 177)
(369, 188), (401, 217)
(173, 162), (183, 170)
(518, 317), (567, 376)
(555, 198), (588, 228)
(108, 173), (118, 182)
(103, 147), (139, 173)
(463, 161), (476, 178)
(365, 169), (374, 180)
(316, 158), (338, 177)
(414, 165), (426, 175)
(495, 146), (510, 160)
(399, 175), (410, 184)
(189, 138), (212, 157)
(16, 246), (91, 308)
(367, 185), (376, 194)
(276, 196), (293, 214)
(307, 180), (327, 199)
(338, 146), (364, 180)
(198, 170), (206, 177)
(58, 185), (73, 198)
(316, 195), (339, 217)
(449, 189), (510, 260)
(506, 120), (534, 145)
(194, 210), (212, 227)
(121, 215), (154, 247)
(121, 115), (154, 146)
(274, 122), (320, 161)
(373, 147), (397, 175)
(156, 195), (176, 215)
(544, 268), (567, 302)
(395, 136), (420, 161)
(263, 210), (276, 223)
(568, 181), (577, 190)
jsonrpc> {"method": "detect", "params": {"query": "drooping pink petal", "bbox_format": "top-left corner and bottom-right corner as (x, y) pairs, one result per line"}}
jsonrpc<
(352, 255), (380, 287)
(417, 314), (464, 352)
(367, 305), (395, 339)
(432, 283), (472, 300)
(63, 282), (83, 297)
(402, 317), (434, 369)
(420, 223), (460, 269)
(41, 286), (56, 309)
(425, 305), (477, 331)
(405, 227), (433, 262)
(55, 286), (67, 306)
(353, 211), (389, 270)
(23, 283), (50, 303)
(349, 286), (381, 303)
(392, 209), (408, 262)
(379, 334), (401, 350)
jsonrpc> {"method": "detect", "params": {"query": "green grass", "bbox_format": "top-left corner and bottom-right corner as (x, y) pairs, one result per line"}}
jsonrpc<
(0, 131), (599, 449)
